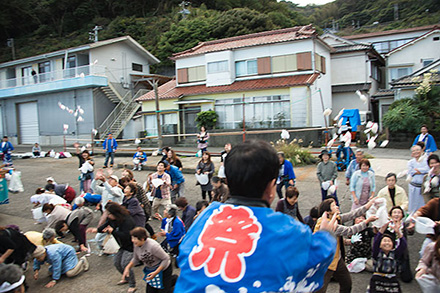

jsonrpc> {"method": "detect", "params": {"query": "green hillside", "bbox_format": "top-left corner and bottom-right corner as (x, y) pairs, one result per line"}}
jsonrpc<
(0, 0), (438, 72)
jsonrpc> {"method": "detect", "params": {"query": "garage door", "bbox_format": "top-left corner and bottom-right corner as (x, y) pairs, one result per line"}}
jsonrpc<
(18, 102), (39, 144)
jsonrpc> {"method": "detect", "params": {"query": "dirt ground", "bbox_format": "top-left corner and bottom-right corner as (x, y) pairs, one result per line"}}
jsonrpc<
(0, 153), (425, 293)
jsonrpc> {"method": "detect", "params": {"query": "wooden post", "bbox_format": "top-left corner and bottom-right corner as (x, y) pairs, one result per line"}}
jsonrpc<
(242, 94), (246, 142)
(153, 79), (163, 150)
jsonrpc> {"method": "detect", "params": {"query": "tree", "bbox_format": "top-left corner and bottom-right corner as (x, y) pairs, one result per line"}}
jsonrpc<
(195, 111), (219, 130)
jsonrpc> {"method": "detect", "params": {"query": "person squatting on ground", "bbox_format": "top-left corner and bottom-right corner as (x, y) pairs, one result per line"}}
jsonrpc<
(211, 176), (230, 203)
(32, 244), (89, 288)
(368, 222), (407, 293)
(133, 146), (147, 171)
(175, 140), (338, 292)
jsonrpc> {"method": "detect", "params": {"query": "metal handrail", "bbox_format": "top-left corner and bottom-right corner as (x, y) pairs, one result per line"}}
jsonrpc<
(0, 65), (106, 89)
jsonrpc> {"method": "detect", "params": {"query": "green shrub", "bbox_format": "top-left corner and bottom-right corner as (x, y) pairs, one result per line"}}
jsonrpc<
(272, 139), (317, 166)
(195, 110), (218, 130)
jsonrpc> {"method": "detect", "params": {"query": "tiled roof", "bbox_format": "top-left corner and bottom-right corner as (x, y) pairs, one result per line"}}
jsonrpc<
(171, 25), (317, 59)
(372, 89), (395, 98)
(332, 83), (371, 93)
(136, 74), (319, 101)
(332, 44), (372, 53)
(343, 25), (439, 40)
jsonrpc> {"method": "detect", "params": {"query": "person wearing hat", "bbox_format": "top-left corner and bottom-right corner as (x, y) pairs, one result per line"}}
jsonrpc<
(0, 263), (26, 293)
(317, 150), (339, 204)
(103, 133), (117, 168)
(276, 152), (296, 199)
(32, 244), (89, 288)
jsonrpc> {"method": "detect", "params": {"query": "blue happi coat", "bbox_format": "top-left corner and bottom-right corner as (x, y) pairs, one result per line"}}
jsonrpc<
(175, 201), (336, 292)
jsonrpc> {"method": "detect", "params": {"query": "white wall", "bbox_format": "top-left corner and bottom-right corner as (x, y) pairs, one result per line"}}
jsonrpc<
(331, 52), (368, 85)
(205, 51), (234, 87)
(233, 40), (314, 60)
(347, 29), (432, 44)
(387, 30), (440, 84)
(175, 55), (205, 69)
(90, 42), (152, 84)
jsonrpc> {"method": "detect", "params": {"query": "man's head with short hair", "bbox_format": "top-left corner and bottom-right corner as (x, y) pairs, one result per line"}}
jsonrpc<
(130, 227), (148, 241)
(225, 140), (278, 202)
(45, 183), (55, 192)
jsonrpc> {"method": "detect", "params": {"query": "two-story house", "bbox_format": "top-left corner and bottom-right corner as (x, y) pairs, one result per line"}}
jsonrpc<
(137, 25), (332, 136)
(0, 36), (160, 145)
(321, 32), (385, 123)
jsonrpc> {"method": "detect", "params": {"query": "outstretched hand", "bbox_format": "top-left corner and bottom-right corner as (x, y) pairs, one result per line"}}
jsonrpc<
(320, 212), (338, 232)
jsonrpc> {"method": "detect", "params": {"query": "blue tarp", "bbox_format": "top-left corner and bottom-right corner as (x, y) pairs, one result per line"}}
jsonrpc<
(340, 109), (361, 132)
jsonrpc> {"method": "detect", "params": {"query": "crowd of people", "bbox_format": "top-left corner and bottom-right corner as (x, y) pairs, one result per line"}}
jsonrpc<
(1, 124), (440, 293)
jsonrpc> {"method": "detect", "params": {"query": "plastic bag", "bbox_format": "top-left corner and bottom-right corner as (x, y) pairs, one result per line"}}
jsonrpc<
(79, 161), (94, 174)
(414, 217), (436, 235)
(8, 171), (24, 193)
(103, 234), (120, 254)
(195, 173), (209, 185)
(347, 257), (367, 273)
(195, 150), (202, 157)
(133, 159), (140, 165)
(218, 165), (226, 178)
(366, 198), (388, 228)
(416, 274), (440, 293)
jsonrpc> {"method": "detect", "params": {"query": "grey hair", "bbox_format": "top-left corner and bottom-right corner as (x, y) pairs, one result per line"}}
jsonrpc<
(0, 263), (23, 287)
(42, 228), (56, 240)
(355, 149), (364, 154)
(74, 197), (85, 206)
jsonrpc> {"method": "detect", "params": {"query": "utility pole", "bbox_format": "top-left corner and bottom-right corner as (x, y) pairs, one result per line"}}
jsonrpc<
(143, 78), (163, 150)
(178, 1), (191, 19)
(89, 26), (103, 43)
(6, 38), (15, 60)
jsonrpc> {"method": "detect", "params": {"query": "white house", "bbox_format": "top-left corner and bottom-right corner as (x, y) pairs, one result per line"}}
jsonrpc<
(0, 36), (160, 144)
(137, 25), (333, 136)
(321, 32), (385, 123)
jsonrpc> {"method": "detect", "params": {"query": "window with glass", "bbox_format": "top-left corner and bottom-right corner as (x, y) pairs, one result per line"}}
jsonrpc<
(63, 56), (76, 78)
(21, 66), (33, 85)
(215, 95), (290, 129)
(389, 67), (412, 81)
(38, 61), (50, 82)
(144, 113), (178, 136)
(132, 63), (143, 72)
(207, 61), (228, 74)
(235, 60), (258, 77)
(422, 59), (433, 67)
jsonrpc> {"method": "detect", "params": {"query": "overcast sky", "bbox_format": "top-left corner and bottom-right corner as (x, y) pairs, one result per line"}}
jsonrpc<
(283, 0), (335, 6)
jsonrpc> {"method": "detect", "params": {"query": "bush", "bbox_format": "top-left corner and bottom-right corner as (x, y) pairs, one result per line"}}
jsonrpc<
(272, 139), (316, 166)
(382, 99), (423, 133)
(195, 110), (218, 130)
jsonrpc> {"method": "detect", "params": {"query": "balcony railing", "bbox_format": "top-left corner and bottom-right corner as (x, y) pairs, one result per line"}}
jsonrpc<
(0, 65), (106, 89)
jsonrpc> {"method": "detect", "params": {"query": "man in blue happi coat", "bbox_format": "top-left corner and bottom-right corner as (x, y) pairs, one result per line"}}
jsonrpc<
(0, 136), (14, 165)
(175, 140), (337, 292)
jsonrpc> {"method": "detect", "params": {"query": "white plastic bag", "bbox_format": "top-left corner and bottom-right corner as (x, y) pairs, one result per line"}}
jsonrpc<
(9, 171), (24, 193)
(366, 198), (388, 228)
(218, 165), (226, 178)
(152, 178), (164, 188)
(414, 217), (436, 235)
(103, 234), (120, 254)
(79, 161), (94, 174)
(195, 173), (209, 185)
(195, 150), (202, 157)
(347, 257), (367, 273)
(133, 159), (140, 165)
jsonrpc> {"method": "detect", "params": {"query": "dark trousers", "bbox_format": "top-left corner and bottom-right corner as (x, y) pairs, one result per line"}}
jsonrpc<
(104, 152), (115, 167)
(146, 263), (172, 293)
(321, 188), (339, 205)
(317, 258), (352, 293)
(202, 190), (212, 201)
(276, 181), (293, 199)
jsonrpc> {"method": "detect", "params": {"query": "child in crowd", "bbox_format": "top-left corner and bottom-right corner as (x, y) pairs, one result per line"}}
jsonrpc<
(303, 206), (319, 231)
(369, 222), (407, 293)
(211, 176), (229, 203)
(344, 215), (375, 272)
(32, 143), (41, 157)
(275, 186), (304, 223)
(194, 200), (209, 220)
(132, 146), (147, 171)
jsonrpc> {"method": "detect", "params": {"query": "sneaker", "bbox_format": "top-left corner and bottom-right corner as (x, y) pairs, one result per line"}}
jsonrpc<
(110, 164), (113, 168)
(98, 249), (104, 257)
(138, 166), (142, 171)
(132, 167), (137, 171)
(81, 256), (89, 271)
(103, 166), (107, 168)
